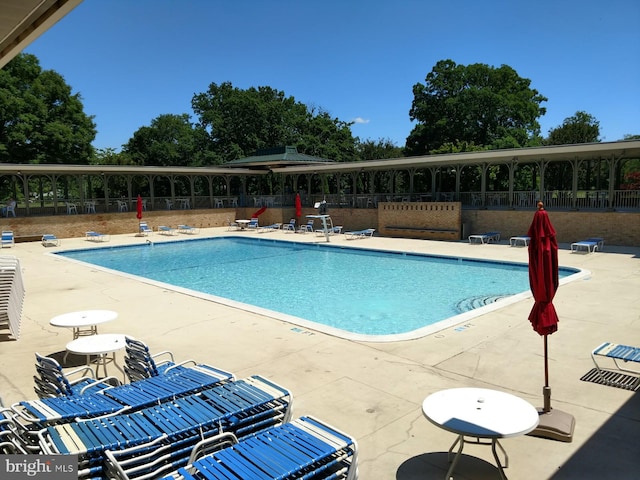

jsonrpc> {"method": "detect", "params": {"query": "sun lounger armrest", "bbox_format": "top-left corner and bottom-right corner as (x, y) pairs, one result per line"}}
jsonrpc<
(187, 431), (239, 464)
(150, 350), (174, 364)
(78, 376), (121, 394)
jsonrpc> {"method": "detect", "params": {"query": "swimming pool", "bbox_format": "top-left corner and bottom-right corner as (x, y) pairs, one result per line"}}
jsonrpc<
(54, 237), (582, 342)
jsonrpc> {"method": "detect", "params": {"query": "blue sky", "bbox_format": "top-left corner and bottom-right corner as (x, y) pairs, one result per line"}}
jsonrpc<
(25, 0), (640, 152)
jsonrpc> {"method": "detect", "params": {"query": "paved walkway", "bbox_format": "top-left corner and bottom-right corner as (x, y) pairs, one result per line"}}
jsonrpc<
(1, 229), (638, 479)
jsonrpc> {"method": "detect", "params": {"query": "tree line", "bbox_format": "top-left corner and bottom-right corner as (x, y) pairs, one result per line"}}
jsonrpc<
(1, 53), (637, 190)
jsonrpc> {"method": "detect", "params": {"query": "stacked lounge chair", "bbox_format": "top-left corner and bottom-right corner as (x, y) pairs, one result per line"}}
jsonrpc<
(36, 376), (292, 479)
(105, 415), (359, 480)
(0, 255), (25, 339)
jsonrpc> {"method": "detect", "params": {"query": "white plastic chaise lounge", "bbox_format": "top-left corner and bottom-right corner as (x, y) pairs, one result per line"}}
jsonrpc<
(41, 234), (60, 247)
(468, 231), (501, 244)
(177, 224), (199, 234)
(258, 222), (281, 232)
(157, 225), (177, 235)
(509, 236), (530, 247)
(283, 218), (296, 232)
(226, 218), (240, 231)
(316, 225), (343, 236)
(85, 231), (109, 242)
(345, 228), (375, 239)
(591, 342), (640, 390)
(297, 219), (315, 233)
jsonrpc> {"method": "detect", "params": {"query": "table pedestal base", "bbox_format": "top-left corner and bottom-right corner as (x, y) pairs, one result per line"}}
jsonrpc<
(86, 352), (121, 379)
(73, 325), (98, 339)
(447, 435), (508, 480)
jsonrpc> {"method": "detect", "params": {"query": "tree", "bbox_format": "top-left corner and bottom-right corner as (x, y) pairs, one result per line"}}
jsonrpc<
(546, 111), (600, 145)
(405, 59), (547, 155)
(123, 113), (214, 166)
(0, 53), (96, 164)
(356, 138), (403, 161)
(191, 82), (358, 162)
(545, 112), (602, 191)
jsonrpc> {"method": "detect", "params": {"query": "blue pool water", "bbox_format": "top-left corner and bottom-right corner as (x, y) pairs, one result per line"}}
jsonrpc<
(55, 237), (579, 339)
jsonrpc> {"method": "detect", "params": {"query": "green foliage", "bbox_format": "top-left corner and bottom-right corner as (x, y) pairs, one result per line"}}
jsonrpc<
(0, 53), (96, 164)
(546, 111), (600, 145)
(429, 140), (487, 155)
(355, 138), (403, 160)
(123, 113), (215, 166)
(406, 59), (547, 155)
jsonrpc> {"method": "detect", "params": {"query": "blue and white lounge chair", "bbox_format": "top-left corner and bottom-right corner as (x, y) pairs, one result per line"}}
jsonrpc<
(468, 231), (501, 244)
(283, 218), (296, 232)
(139, 222), (153, 235)
(85, 231), (109, 242)
(41, 234), (60, 247)
(316, 225), (343, 236)
(157, 225), (177, 235)
(345, 228), (375, 239)
(591, 342), (640, 390)
(571, 238), (600, 253)
(1, 231), (14, 248)
(177, 224), (199, 234)
(123, 336), (234, 384)
(298, 219), (315, 233)
(247, 218), (259, 230)
(571, 237), (604, 253)
(258, 222), (281, 232)
(33, 353), (119, 399)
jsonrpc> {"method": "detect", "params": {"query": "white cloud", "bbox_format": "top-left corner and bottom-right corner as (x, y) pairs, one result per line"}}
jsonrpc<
(351, 117), (370, 124)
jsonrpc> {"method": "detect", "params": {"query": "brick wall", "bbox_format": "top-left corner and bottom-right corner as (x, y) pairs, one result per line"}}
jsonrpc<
(3, 207), (638, 246)
(461, 209), (640, 246)
(378, 202), (462, 240)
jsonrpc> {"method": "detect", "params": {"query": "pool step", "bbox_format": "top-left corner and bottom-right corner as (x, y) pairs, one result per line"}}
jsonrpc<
(456, 295), (509, 312)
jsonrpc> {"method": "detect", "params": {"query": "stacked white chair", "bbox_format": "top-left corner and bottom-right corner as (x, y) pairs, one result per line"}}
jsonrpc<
(0, 255), (25, 339)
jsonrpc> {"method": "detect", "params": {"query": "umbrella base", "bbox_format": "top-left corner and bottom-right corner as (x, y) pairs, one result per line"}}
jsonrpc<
(529, 408), (575, 442)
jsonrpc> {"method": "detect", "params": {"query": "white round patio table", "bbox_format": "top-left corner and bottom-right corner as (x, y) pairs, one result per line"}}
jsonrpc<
(66, 333), (126, 380)
(422, 387), (539, 480)
(50, 309), (118, 339)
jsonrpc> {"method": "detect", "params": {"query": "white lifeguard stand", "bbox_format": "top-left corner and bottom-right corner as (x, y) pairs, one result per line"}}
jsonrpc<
(309, 201), (333, 242)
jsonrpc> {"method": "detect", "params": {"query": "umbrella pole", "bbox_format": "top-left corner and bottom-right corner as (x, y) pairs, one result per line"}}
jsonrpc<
(543, 335), (551, 412)
(529, 335), (575, 442)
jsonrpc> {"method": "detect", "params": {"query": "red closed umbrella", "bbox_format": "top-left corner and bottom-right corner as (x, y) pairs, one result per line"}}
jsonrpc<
(527, 201), (574, 442)
(136, 195), (143, 220)
(295, 193), (302, 219)
(527, 203), (559, 336)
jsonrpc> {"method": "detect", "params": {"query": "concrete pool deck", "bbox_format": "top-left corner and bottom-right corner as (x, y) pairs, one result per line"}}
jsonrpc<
(1, 228), (638, 479)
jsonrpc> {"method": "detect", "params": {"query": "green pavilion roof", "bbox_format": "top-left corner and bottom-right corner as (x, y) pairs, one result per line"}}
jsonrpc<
(223, 146), (334, 169)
